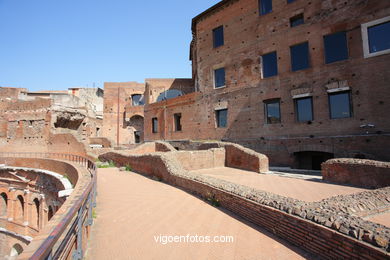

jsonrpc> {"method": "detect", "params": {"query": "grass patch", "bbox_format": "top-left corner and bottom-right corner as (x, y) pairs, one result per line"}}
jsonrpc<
(92, 208), (97, 219)
(125, 165), (132, 171)
(206, 193), (220, 207)
(97, 160), (116, 168)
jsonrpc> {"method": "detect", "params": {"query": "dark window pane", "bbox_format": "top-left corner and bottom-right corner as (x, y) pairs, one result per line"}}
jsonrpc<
(296, 97), (313, 122)
(265, 100), (281, 124)
(259, 0), (272, 15)
(262, 52), (278, 78)
(290, 42), (310, 71)
(132, 94), (144, 106)
(213, 26), (224, 48)
(290, 14), (304, 27)
(287, 0), (296, 3)
(152, 118), (158, 133)
(324, 31), (348, 64)
(216, 109), (228, 128)
(329, 92), (352, 119)
(174, 113), (182, 131)
(368, 21), (390, 53)
(214, 68), (226, 88)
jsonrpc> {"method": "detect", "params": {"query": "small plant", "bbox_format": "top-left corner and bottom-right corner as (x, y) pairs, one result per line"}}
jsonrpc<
(97, 160), (116, 168)
(206, 193), (220, 207)
(125, 165), (132, 171)
(92, 209), (97, 219)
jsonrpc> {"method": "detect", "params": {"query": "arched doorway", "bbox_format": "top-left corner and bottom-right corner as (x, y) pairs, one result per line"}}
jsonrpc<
(15, 195), (24, 222)
(48, 205), (54, 221)
(31, 198), (40, 229)
(0, 193), (7, 217)
(129, 115), (144, 144)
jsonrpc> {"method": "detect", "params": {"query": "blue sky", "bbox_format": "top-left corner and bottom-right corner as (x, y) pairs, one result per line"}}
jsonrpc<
(0, 0), (219, 91)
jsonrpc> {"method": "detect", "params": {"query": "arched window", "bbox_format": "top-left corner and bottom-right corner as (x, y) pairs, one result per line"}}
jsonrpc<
(48, 205), (54, 221)
(156, 89), (183, 102)
(10, 243), (23, 258)
(15, 195), (24, 222)
(131, 94), (145, 106)
(0, 193), (7, 217)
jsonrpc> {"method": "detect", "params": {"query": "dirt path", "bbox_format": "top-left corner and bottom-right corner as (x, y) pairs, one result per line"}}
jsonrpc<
(86, 168), (311, 260)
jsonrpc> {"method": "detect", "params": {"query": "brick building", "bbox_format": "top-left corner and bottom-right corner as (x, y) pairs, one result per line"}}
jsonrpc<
(143, 0), (390, 169)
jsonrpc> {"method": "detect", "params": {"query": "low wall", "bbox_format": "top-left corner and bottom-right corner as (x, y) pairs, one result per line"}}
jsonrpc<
(0, 158), (79, 186)
(322, 159), (390, 189)
(173, 148), (225, 171)
(224, 143), (269, 173)
(99, 151), (390, 259)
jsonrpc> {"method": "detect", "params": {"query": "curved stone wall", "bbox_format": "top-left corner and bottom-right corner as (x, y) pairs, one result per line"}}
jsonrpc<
(0, 156), (92, 259)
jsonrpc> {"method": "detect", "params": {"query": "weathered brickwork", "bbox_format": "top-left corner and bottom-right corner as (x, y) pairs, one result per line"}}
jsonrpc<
(143, 0), (390, 168)
(322, 158), (390, 188)
(102, 82), (145, 146)
(99, 146), (390, 258)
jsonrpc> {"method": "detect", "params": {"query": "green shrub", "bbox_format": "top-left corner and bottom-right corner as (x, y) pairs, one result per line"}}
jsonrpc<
(125, 165), (132, 171)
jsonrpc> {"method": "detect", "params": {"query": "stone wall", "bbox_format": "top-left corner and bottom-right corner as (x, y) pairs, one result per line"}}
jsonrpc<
(173, 148), (225, 171)
(225, 143), (269, 173)
(99, 150), (390, 258)
(322, 159), (390, 188)
(102, 82), (145, 146)
(143, 0), (390, 169)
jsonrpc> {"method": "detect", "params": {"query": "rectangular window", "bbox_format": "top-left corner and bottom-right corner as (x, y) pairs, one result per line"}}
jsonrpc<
(261, 52), (278, 78)
(174, 113), (182, 131)
(290, 14), (304, 27)
(290, 42), (310, 71)
(259, 0), (272, 15)
(214, 68), (226, 88)
(216, 109), (228, 128)
(264, 99), (281, 124)
(362, 17), (390, 58)
(324, 31), (348, 64)
(131, 94), (144, 106)
(329, 91), (352, 119)
(213, 26), (224, 48)
(152, 117), (158, 133)
(287, 0), (296, 3)
(295, 97), (313, 122)
(368, 21), (390, 53)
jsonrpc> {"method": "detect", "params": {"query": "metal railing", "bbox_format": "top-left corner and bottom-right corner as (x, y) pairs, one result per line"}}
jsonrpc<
(0, 152), (97, 260)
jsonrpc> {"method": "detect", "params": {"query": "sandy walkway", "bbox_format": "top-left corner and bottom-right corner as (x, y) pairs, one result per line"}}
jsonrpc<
(367, 212), (390, 228)
(191, 167), (367, 202)
(86, 168), (311, 260)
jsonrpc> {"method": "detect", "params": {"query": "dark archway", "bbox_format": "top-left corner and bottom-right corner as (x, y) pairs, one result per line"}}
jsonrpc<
(293, 151), (334, 170)
(0, 192), (7, 217)
(129, 115), (144, 144)
(48, 205), (54, 221)
(10, 243), (23, 258)
(16, 195), (24, 222)
(32, 198), (40, 229)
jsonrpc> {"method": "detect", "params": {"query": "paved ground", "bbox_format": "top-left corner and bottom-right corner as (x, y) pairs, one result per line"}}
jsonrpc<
(367, 212), (390, 228)
(191, 167), (367, 202)
(87, 168), (312, 260)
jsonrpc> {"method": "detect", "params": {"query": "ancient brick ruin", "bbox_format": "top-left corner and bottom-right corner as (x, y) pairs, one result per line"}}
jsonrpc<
(0, 0), (389, 259)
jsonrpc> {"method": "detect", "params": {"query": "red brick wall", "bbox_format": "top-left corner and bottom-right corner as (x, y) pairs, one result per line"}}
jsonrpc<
(225, 143), (269, 173)
(99, 151), (389, 258)
(322, 159), (390, 188)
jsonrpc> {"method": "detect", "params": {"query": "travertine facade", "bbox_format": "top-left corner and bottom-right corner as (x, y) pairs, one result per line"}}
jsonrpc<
(143, 0), (390, 169)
